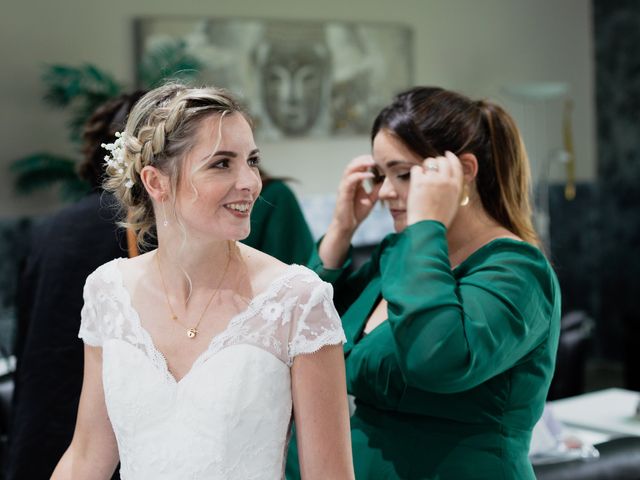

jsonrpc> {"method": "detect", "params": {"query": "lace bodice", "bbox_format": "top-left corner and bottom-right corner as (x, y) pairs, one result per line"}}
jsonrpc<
(78, 259), (345, 480)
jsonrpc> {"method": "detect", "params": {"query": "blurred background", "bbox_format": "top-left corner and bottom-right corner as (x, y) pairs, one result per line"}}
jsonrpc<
(1, 0), (639, 476)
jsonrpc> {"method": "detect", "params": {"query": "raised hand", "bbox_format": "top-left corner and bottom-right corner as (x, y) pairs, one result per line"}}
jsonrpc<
(330, 155), (381, 235)
(406, 151), (463, 229)
(320, 155), (381, 269)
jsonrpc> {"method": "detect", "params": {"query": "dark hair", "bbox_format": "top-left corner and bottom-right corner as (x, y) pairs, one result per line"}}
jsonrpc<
(78, 91), (147, 188)
(372, 86), (539, 246)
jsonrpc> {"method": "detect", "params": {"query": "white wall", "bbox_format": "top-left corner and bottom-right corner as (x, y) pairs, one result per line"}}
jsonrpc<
(0, 0), (595, 216)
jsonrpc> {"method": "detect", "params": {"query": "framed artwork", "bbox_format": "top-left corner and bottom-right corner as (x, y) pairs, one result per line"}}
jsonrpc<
(135, 17), (413, 139)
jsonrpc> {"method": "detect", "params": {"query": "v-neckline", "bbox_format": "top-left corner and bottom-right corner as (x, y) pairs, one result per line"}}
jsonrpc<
(112, 259), (304, 385)
(352, 236), (530, 346)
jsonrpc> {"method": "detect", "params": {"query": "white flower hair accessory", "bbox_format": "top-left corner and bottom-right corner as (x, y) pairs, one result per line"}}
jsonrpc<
(102, 132), (134, 189)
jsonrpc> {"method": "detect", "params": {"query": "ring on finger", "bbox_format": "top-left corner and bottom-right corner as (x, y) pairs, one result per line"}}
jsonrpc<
(425, 161), (439, 172)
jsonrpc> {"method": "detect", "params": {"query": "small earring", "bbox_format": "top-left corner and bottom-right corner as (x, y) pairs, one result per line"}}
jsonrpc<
(161, 199), (169, 227)
(460, 184), (470, 207)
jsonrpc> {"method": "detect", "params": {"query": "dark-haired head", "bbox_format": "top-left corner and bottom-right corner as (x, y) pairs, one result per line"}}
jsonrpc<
(79, 91), (148, 189)
(372, 86), (538, 245)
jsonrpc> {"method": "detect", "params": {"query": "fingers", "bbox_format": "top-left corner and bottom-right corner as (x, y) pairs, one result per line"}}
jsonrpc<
(410, 164), (424, 178)
(422, 155), (453, 178)
(344, 155), (375, 175)
(420, 152), (463, 180)
(360, 180), (381, 205)
(331, 154), (379, 236)
(445, 151), (463, 182)
(407, 151), (463, 228)
(342, 171), (375, 195)
(340, 155), (376, 196)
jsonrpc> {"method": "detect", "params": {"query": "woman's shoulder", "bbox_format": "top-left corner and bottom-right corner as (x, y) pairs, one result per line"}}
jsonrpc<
(458, 237), (559, 296)
(85, 257), (125, 284)
(239, 243), (326, 293)
(469, 237), (549, 267)
(85, 252), (153, 291)
(81, 258), (128, 311)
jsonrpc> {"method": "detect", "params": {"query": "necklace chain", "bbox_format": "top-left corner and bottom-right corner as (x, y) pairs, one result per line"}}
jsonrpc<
(155, 243), (232, 339)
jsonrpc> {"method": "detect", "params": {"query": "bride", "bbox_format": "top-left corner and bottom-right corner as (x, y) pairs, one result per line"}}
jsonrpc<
(52, 83), (354, 479)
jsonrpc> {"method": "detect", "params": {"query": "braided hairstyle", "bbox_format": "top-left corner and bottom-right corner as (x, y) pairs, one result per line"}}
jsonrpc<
(372, 86), (539, 246)
(103, 82), (250, 246)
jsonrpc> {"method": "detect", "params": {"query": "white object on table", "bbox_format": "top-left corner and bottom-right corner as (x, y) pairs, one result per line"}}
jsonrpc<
(548, 387), (640, 437)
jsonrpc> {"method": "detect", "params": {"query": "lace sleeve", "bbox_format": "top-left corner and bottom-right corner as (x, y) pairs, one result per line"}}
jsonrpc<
(78, 269), (103, 347)
(288, 278), (346, 364)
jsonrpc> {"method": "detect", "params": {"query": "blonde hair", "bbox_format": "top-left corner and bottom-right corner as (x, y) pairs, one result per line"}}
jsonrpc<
(103, 82), (249, 247)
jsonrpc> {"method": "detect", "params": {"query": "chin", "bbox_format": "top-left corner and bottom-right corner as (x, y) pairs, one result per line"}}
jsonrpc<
(229, 225), (252, 241)
(393, 219), (407, 233)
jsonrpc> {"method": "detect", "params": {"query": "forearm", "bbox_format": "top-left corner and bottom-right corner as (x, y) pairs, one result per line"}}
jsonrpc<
(52, 443), (118, 480)
(381, 221), (553, 392)
(318, 222), (355, 269)
(293, 345), (355, 480)
(51, 448), (73, 480)
(53, 345), (119, 480)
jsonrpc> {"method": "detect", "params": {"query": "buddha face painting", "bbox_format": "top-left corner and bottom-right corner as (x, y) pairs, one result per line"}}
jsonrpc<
(257, 39), (331, 136)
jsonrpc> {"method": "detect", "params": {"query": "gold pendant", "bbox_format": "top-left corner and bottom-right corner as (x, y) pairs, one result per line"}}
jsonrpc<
(187, 328), (198, 339)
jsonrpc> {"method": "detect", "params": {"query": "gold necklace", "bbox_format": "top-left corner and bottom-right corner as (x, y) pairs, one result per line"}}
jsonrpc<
(155, 243), (232, 339)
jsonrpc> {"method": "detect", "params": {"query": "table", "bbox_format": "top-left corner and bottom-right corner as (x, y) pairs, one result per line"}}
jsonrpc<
(534, 388), (640, 480)
(550, 388), (640, 437)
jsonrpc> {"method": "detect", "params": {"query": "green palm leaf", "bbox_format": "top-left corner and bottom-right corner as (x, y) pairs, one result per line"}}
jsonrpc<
(43, 64), (121, 107)
(138, 40), (202, 88)
(12, 49), (202, 203)
(42, 64), (122, 143)
(10, 153), (90, 200)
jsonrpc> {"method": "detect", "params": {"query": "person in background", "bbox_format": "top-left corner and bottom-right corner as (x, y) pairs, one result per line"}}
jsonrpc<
(5, 91), (146, 480)
(243, 171), (314, 265)
(287, 86), (561, 479)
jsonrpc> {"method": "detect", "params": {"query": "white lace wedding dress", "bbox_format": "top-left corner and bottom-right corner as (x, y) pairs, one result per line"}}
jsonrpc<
(78, 259), (346, 480)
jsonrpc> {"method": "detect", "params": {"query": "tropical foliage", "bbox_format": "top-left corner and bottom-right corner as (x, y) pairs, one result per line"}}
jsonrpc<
(10, 40), (201, 201)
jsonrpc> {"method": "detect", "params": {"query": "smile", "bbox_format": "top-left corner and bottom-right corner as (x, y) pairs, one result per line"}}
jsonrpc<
(224, 202), (252, 217)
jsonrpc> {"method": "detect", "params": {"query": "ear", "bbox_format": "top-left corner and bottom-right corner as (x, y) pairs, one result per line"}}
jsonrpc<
(140, 165), (170, 202)
(458, 153), (478, 183)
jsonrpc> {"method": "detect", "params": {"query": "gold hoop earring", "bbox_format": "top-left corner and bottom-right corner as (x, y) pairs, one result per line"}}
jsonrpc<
(460, 184), (470, 207)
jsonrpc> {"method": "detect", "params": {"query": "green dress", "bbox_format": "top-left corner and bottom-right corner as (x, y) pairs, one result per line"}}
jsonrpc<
(241, 180), (314, 265)
(287, 220), (560, 479)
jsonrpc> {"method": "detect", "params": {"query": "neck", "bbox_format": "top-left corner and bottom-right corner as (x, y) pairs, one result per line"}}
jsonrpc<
(446, 203), (504, 269)
(156, 232), (234, 302)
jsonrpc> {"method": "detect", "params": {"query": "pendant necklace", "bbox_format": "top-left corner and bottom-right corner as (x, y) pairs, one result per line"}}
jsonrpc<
(155, 243), (231, 339)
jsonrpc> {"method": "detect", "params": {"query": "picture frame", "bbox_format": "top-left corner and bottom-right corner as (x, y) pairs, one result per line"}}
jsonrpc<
(135, 17), (414, 139)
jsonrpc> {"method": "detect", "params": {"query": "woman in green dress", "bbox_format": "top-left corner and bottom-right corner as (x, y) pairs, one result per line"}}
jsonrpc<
(242, 173), (314, 265)
(287, 87), (560, 479)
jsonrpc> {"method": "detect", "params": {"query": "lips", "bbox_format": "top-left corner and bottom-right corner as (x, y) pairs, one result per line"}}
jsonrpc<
(223, 201), (253, 217)
(389, 208), (406, 219)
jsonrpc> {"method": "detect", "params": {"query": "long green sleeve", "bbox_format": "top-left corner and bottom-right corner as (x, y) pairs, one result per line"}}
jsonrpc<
(307, 237), (389, 315)
(380, 220), (559, 394)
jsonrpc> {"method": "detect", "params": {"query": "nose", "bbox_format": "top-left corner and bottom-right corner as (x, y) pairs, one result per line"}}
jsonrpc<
(377, 176), (397, 201)
(236, 163), (262, 195)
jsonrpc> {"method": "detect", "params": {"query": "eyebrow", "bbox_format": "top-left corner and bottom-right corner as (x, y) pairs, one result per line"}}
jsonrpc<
(385, 159), (414, 168)
(203, 149), (260, 161)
